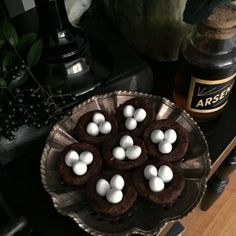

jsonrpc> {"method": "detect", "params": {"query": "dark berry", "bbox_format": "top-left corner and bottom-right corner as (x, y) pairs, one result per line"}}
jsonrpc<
(17, 98), (24, 103)
(4, 119), (10, 124)
(44, 120), (49, 125)
(12, 127), (18, 132)
(8, 101), (13, 106)
(18, 107), (24, 113)
(66, 110), (72, 116)
(36, 123), (41, 129)
(14, 88), (21, 94)
(29, 104), (34, 110)
(9, 135), (16, 141)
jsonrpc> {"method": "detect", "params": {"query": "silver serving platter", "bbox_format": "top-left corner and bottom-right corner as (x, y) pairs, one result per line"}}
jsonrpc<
(40, 90), (211, 236)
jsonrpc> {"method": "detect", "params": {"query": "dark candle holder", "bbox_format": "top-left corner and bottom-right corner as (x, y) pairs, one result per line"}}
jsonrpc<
(34, 0), (104, 95)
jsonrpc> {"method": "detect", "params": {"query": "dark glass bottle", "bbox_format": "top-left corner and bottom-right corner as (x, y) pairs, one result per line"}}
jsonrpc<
(34, 0), (100, 95)
(173, 4), (236, 122)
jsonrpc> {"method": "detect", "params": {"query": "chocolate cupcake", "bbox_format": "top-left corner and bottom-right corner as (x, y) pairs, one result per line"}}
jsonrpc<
(143, 119), (189, 163)
(74, 110), (118, 146)
(133, 160), (185, 204)
(87, 170), (137, 217)
(103, 132), (148, 170)
(116, 98), (156, 137)
(58, 142), (102, 186)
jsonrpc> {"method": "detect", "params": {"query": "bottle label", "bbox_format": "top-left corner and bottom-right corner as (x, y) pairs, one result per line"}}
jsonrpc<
(186, 73), (236, 113)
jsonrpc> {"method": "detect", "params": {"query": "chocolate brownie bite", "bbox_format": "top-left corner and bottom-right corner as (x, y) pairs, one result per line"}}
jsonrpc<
(103, 132), (148, 170)
(116, 98), (156, 137)
(143, 119), (189, 163)
(58, 143), (102, 186)
(87, 170), (137, 217)
(74, 110), (118, 146)
(133, 160), (185, 204)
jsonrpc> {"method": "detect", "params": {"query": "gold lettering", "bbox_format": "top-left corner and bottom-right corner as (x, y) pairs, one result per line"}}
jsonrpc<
(213, 94), (219, 103)
(205, 97), (212, 106)
(226, 84), (233, 94)
(196, 99), (204, 107)
(220, 90), (227, 100)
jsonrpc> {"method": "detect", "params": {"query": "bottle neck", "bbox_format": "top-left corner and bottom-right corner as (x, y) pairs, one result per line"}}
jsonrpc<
(190, 24), (236, 55)
(35, 0), (88, 60)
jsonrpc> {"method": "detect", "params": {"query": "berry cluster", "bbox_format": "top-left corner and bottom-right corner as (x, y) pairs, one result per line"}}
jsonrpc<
(9, 64), (26, 80)
(0, 87), (78, 140)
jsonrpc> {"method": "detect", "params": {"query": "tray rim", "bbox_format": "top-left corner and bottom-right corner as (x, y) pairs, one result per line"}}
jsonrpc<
(40, 90), (211, 236)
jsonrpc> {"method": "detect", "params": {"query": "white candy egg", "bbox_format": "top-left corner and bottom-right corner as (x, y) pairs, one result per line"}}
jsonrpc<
(112, 147), (126, 160)
(158, 141), (172, 154)
(99, 121), (112, 134)
(123, 105), (135, 118)
(126, 145), (142, 160)
(86, 122), (99, 136)
(110, 174), (125, 190)
(80, 151), (93, 165)
(64, 150), (79, 167)
(164, 129), (177, 144)
(150, 129), (164, 144)
(133, 108), (147, 122)
(158, 165), (173, 183)
(106, 188), (123, 204)
(125, 117), (137, 130)
(149, 176), (165, 192)
(72, 161), (87, 176)
(144, 165), (158, 180)
(96, 179), (110, 197)
(92, 112), (105, 124)
(119, 135), (134, 149)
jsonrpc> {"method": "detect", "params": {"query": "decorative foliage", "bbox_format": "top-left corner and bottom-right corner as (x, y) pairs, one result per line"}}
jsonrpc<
(27, 39), (43, 66)
(0, 20), (77, 140)
(1, 20), (19, 48)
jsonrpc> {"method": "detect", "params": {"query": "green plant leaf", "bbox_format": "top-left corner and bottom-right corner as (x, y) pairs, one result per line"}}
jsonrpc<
(0, 39), (6, 49)
(2, 54), (13, 74)
(27, 39), (42, 66)
(18, 33), (37, 52)
(8, 71), (28, 92)
(0, 77), (7, 88)
(1, 21), (18, 48)
(0, 29), (6, 48)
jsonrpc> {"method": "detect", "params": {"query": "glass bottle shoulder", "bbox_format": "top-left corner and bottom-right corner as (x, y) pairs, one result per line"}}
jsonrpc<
(181, 34), (236, 70)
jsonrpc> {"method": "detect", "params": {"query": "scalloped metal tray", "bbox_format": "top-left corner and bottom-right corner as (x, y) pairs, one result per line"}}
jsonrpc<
(40, 90), (211, 235)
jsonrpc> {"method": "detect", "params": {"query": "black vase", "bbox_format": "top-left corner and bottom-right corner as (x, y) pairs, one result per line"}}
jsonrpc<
(34, 0), (100, 95)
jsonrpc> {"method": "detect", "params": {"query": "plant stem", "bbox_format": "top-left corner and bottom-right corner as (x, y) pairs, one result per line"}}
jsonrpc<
(11, 45), (62, 112)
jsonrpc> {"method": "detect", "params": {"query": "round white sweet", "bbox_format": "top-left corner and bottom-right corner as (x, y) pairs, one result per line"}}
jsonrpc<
(96, 179), (110, 197)
(133, 108), (147, 122)
(125, 117), (137, 130)
(64, 150), (79, 167)
(86, 122), (99, 136)
(110, 174), (125, 190)
(158, 165), (173, 183)
(112, 147), (126, 160)
(144, 165), (158, 180)
(119, 135), (134, 149)
(99, 121), (112, 134)
(150, 129), (164, 144)
(126, 145), (142, 160)
(164, 129), (177, 144)
(123, 105), (135, 118)
(149, 176), (165, 192)
(106, 188), (123, 204)
(92, 112), (105, 124)
(80, 151), (93, 165)
(72, 161), (87, 176)
(158, 141), (172, 154)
